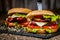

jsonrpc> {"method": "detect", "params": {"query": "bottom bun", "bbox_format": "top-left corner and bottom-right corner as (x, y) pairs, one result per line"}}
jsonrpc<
(37, 29), (46, 34)
(51, 28), (58, 33)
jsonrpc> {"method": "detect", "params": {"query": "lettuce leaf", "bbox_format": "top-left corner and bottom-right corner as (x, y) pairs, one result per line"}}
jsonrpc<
(12, 13), (26, 18)
(43, 15), (51, 18)
(45, 29), (52, 33)
(26, 27), (39, 33)
(30, 29), (38, 33)
(51, 15), (58, 21)
(43, 15), (59, 21)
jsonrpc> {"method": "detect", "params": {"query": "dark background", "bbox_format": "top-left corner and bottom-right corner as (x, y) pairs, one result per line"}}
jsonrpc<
(0, 0), (60, 20)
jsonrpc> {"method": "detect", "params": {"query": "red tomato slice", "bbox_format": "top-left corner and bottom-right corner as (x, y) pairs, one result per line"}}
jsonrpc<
(50, 25), (58, 29)
(28, 25), (35, 28)
(34, 26), (40, 29)
(43, 26), (49, 29)
(21, 22), (29, 26)
(34, 15), (42, 18)
(28, 25), (40, 29)
(43, 25), (58, 29)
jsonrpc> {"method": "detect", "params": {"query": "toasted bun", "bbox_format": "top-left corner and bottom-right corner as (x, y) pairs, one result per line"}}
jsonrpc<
(37, 29), (46, 34)
(26, 10), (55, 21)
(8, 8), (32, 15)
(51, 28), (58, 33)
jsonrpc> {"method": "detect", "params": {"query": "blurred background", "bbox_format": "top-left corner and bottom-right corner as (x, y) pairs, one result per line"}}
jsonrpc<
(0, 0), (60, 20)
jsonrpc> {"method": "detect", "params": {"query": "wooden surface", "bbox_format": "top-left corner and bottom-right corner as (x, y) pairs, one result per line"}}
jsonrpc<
(0, 33), (60, 40)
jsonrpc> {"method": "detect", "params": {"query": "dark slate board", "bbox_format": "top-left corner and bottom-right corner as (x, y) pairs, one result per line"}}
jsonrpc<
(8, 31), (22, 35)
(21, 30), (60, 39)
(0, 23), (60, 39)
(0, 23), (8, 33)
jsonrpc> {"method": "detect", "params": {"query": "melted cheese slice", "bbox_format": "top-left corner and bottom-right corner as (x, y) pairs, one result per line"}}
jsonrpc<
(35, 22), (47, 27)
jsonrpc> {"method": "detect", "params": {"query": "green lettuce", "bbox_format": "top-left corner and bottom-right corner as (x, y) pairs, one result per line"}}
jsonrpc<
(45, 29), (52, 33)
(13, 13), (26, 18)
(43, 15), (51, 18)
(51, 15), (58, 21)
(43, 15), (59, 21)
(30, 29), (38, 33)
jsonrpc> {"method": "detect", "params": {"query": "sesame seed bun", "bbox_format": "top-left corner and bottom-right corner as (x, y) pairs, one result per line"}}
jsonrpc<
(8, 8), (32, 15)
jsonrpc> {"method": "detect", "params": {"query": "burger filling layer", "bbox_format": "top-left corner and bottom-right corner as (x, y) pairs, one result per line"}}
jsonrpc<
(6, 13), (29, 28)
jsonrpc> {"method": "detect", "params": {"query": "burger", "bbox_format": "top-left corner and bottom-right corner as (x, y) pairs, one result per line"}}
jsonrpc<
(5, 8), (32, 30)
(26, 10), (58, 34)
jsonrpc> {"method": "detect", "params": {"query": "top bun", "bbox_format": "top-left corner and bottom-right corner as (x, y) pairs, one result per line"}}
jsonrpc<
(8, 8), (32, 15)
(26, 10), (55, 21)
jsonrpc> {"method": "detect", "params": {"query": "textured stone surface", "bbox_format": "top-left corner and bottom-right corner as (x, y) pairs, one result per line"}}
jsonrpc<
(0, 33), (60, 40)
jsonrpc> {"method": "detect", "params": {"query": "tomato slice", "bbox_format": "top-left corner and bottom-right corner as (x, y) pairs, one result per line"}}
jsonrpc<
(34, 15), (42, 18)
(43, 25), (58, 29)
(34, 26), (40, 29)
(43, 26), (49, 29)
(50, 25), (58, 29)
(28, 25), (34, 28)
(28, 25), (40, 29)
(21, 22), (29, 26)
